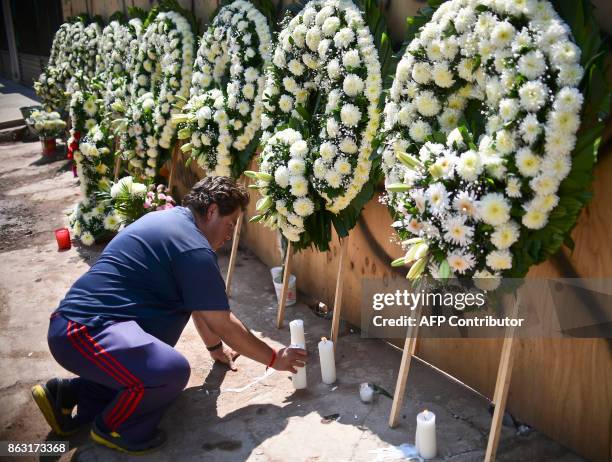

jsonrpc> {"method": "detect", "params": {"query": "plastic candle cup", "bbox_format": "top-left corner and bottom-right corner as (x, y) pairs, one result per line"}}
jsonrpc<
(55, 228), (71, 250)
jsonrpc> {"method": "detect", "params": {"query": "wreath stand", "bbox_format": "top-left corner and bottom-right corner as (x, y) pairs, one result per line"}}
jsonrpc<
(275, 235), (350, 344)
(388, 288), (521, 462)
(225, 176), (249, 297)
(167, 142), (180, 192)
(113, 136), (121, 180)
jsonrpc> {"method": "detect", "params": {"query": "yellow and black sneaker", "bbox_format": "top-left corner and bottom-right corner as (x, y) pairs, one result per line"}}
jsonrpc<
(90, 419), (167, 455)
(31, 378), (80, 436)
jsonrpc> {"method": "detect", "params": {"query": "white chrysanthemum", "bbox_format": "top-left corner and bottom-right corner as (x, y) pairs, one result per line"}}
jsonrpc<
(438, 108), (460, 132)
(547, 110), (580, 134)
(411, 62), (431, 84)
(80, 231), (95, 246)
(288, 158), (306, 175)
(342, 49), (360, 68)
(522, 207), (548, 229)
(541, 153), (571, 181)
(415, 91), (441, 117)
(506, 176), (522, 198)
(294, 197), (314, 217)
(340, 104), (362, 127)
(516, 147), (541, 177)
(447, 251), (475, 274)
(335, 158), (352, 175)
(495, 129), (516, 154)
(557, 64), (584, 86)
(519, 113), (541, 144)
(517, 50), (546, 79)
(530, 174), (559, 196)
(544, 130), (575, 156)
(103, 213), (121, 231)
(478, 193), (510, 226)
(486, 249), (512, 271)
(456, 150), (483, 181)
(432, 62), (454, 88)
(290, 139), (308, 158)
(474, 269), (501, 291)
(443, 215), (474, 246)
(343, 74), (364, 97)
(426, 182), (449, 214)
(518, 81), (548, 112)
(333, 27), (355, 49)
(274, 165), (290, 188)
(339, 137), (358, 154)
(279, 94), (294, 113)
(491, 221), (520, 249)
(499, 98), (519, 122)
(290, 176), (309, 196)
(553, 87), (583, 113)
(325, 169), (342, 188)
(408, 119), (431, 143)
(491, 21), (515, 47)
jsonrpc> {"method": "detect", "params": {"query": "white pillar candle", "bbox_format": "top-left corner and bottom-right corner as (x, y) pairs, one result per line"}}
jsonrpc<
(289, 319), (306, 346)
(290, 343), (307, 390)
(415, 410), (436, 459)
(318, 337), (336, 384)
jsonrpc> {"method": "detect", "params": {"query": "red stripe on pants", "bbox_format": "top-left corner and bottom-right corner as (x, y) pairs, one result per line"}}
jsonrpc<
(66, 321), (143, 430)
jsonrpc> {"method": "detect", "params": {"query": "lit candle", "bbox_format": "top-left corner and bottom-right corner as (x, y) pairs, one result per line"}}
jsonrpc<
(290, 343), (307, 389)
(318, 337), (336, 384)
(54, 228), (71, 250)
(289, 319), (306, 346)
(415, 409), (436, 459)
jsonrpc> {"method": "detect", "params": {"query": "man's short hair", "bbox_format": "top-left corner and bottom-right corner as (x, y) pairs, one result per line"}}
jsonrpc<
(183, 176), (250, 217)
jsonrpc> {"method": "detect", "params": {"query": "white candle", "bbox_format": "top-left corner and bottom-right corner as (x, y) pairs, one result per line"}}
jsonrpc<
(359, 383), (374, 403)
(318, 337), (336, 384)
(415, 410), (436, 459)
(290, 343), (307, 389)
(289, 319), (306, 346)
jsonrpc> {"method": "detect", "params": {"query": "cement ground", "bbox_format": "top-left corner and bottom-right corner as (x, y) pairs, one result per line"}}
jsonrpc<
(0, 141), (585, 462)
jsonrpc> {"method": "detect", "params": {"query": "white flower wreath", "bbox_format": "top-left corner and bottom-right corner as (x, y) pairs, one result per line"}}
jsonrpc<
(99, 19), (143, 111)
(261, 0), (382, 216)
(248, 128), (316, 242)
(382, 0), (584, 282)
(66, 22), (102, 95)
(119, 11), (194, 179)
(174, 0), (273, 178)
(35, 22), (73, 111)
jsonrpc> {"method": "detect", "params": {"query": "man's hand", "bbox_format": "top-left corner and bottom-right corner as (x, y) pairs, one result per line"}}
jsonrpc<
(210, 344), (239, 371)
(273, 347), (308, 373)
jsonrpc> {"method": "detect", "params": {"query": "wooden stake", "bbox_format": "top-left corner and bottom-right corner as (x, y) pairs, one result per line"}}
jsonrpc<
(225, 176), (249, 297)
(113, 136), (121, 180)
(225, 211), (244, 297)
(389, 299), (423, 428)
(330, 235), (349, 347)
(276, 241), (293, 329)
(485, 292), (521, 462)
(168, 143), (180, 192)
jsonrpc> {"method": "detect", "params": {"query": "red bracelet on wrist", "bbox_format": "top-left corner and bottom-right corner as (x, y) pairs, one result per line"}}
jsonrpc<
(266, 349), (277, 371)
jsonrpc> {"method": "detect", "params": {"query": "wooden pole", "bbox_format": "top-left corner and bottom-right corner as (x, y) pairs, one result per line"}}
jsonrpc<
(330, 235), (349, 347)
(276, 241), (293, 329)
(168, 143), (180, 191)
(484, 292), (521, 462)
(113, 136), (121, 180)
(225, 211), (244, 297)
(225, 176), (248, 297)
(389, 298), (423, 428)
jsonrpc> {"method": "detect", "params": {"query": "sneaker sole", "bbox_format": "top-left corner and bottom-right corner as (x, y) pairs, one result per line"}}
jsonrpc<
(90, 428), (166, 455)
(31, 384), (77, 437)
